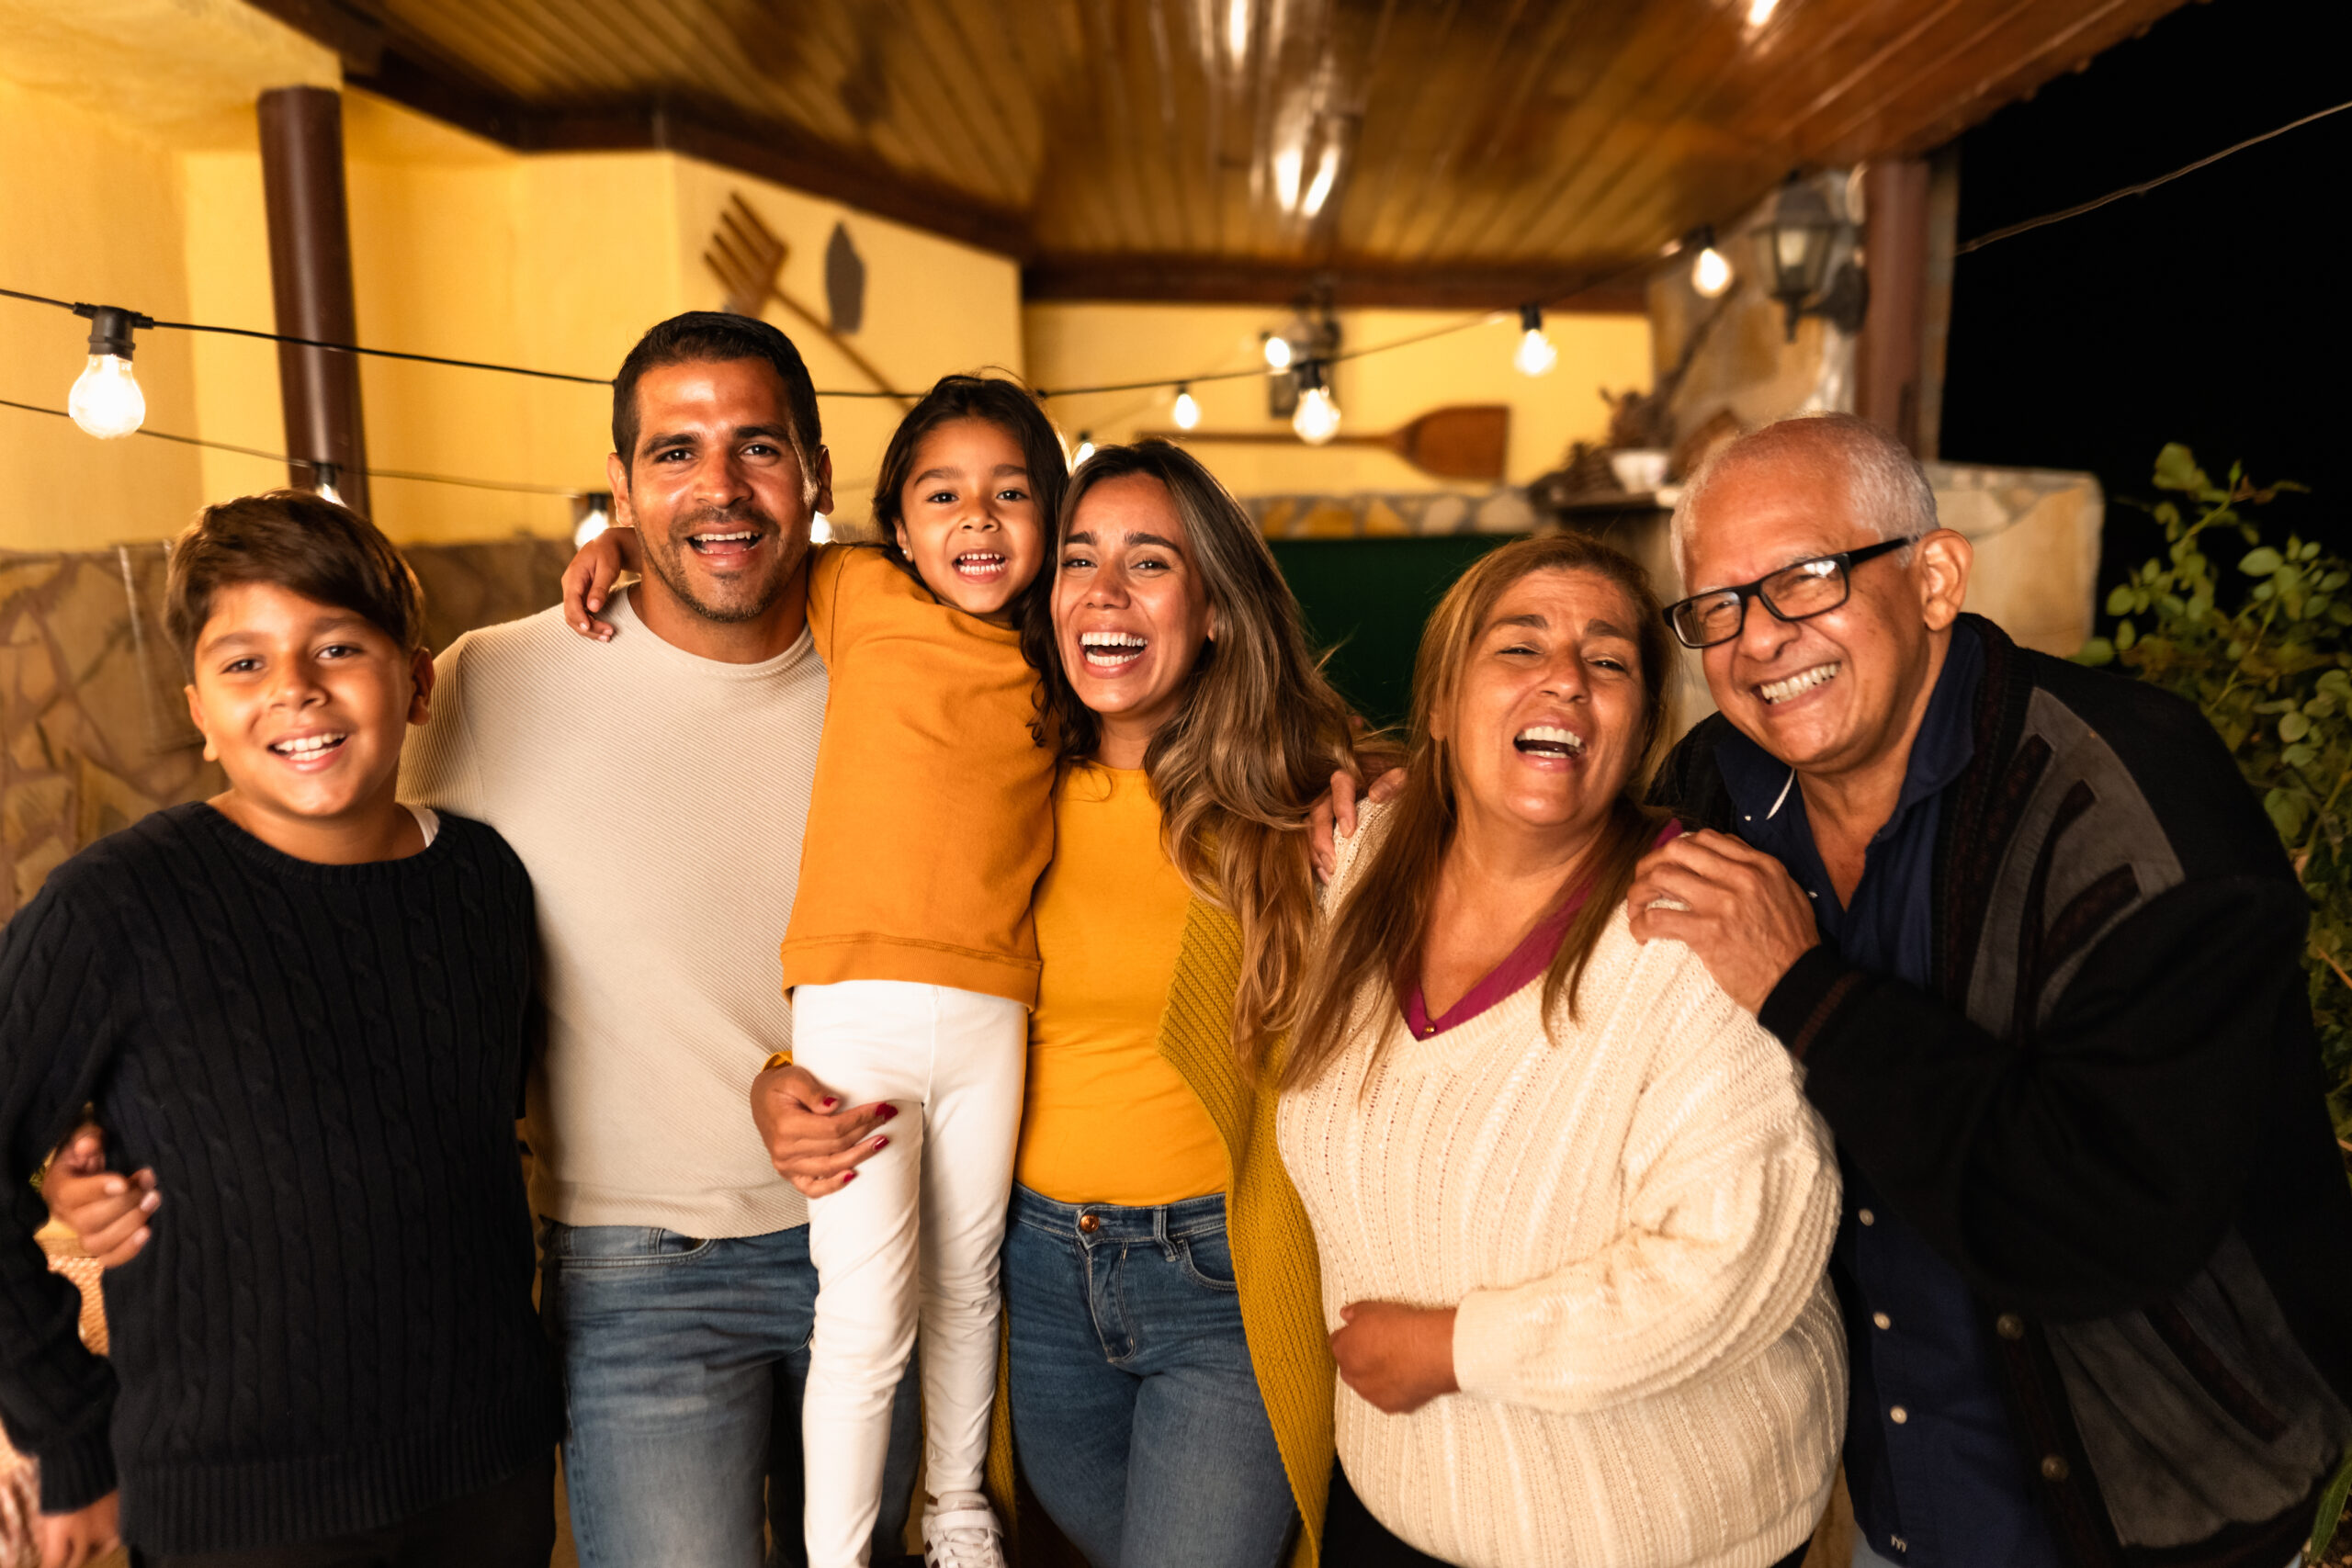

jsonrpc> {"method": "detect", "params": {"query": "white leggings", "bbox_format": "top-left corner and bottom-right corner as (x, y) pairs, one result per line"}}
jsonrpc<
(795, 979), (1028, 1568)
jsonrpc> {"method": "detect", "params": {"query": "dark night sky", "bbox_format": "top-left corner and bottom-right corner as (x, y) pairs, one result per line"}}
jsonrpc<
(1938, 0), (2352, 593)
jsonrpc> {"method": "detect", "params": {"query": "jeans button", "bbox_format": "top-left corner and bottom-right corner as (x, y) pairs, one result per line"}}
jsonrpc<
(1078, 1213), (1100, 1234)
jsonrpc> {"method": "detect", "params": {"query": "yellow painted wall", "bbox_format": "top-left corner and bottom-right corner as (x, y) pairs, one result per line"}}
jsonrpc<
(0, 74), (207, 552)
(0, 46), (1023, 553)
(1023, 304), (1651, 498)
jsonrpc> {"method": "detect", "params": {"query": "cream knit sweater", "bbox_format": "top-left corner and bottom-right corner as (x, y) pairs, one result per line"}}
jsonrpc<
(1278, 805), (1846, 1568)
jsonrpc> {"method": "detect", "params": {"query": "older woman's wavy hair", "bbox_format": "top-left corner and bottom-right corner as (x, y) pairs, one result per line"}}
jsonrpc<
(1284, 533), (1677, 1089)
(1025, 440), (1358, 1079)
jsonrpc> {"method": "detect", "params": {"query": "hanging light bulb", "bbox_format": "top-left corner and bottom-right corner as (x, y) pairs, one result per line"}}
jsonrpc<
(1073, 432), (1097, 468)
(1690, 226), (1734, 298)
(67, 304), (153, 440)
(1171, 385), (1202, 430)
(573, 492), (613, 547)
(1291, 362), (1340, 446)
(312, 463), (345, 507)
(809, 510), (833, 545)
(1512, 304), (1558, 378)
(1261, 333), (1294, 370)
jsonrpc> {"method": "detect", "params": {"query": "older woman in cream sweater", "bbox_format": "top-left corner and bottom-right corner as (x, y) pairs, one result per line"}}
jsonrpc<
(1278, 534), (1844, 1568)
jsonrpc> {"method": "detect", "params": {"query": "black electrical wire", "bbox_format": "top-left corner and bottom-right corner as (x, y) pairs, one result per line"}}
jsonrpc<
(1956, 96), (2352, 256)
(0, 396), (583, 496)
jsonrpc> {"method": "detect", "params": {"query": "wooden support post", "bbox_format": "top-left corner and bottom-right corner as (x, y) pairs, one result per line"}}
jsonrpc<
(1858, 158), (1932, 455)
(258, 85), (369, 516)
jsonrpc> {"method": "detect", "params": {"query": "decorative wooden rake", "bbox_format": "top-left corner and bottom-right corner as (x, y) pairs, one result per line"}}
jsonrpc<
(706, 193), (910, 411)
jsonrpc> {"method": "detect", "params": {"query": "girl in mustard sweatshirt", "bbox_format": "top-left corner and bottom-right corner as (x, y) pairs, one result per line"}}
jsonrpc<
(569, 374), (1065, 1568)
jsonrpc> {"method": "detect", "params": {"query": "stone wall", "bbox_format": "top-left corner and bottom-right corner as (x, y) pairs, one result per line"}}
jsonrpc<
(0, 537), (570, 919)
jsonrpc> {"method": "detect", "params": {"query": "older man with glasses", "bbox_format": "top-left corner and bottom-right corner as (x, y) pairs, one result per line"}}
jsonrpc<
(1629, 413), (2352, 1568)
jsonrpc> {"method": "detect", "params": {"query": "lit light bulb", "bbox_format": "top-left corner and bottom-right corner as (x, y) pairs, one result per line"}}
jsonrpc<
(313, 464), (345, 507)
(574, 499), (612, 548)
(1691, 229), (1734, 298)
(809, 511), (833, 545)
(1512, 303), (1557, 378)
(66, 304), (153, 441)
(1171, 386), (1201, 430)
(1262, 333), (1293, 370)
(1073, 433), (1097, 468)
(1746, 0), (1778, 26)
(1292, 373), (1340, 445)
(69, 354), (145, 440)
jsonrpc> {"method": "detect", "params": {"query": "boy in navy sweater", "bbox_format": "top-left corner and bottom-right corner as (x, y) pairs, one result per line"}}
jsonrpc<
(0, 492), (559, 1567)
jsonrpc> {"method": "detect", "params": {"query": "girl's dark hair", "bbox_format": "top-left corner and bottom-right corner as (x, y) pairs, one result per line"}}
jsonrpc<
(165, 489), (425, 670)
(869, 374), (1069, 736)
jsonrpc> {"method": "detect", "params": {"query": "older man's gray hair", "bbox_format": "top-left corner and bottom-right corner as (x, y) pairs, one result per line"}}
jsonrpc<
(1669, 412), (1938, 589)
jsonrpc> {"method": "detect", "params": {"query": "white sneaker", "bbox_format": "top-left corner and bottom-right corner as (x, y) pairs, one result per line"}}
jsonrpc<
(922, 1491), (1007, 1568)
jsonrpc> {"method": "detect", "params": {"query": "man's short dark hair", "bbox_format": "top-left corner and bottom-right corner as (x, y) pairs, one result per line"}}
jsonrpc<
(611, 311), (823, 478)
(164, 490), (425, 670)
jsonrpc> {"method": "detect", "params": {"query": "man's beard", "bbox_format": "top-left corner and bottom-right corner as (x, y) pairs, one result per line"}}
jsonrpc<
(639, 503), (804, 625)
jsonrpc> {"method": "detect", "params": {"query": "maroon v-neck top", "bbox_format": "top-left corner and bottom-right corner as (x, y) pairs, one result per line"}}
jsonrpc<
(1403, 821), (1682, 1039)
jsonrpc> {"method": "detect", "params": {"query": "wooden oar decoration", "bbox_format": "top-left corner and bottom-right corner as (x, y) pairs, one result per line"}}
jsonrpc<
(706, 193), (910, 411)
(1141, 404), (1510, 483)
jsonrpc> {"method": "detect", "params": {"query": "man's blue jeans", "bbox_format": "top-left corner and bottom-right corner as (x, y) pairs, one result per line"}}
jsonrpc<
(538, 1220), (921, 1567)
(1002, 1186), (1298, 1568)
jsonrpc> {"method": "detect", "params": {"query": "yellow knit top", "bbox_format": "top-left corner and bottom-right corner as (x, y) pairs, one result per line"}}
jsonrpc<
(989, 894), (1337, 1567)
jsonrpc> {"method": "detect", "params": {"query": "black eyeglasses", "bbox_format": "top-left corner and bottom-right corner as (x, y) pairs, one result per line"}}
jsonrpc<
(1662, 536), (1913, 649)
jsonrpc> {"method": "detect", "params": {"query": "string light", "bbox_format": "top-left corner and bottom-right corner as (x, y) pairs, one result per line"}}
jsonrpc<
(1690, 226), (1734, 297)
(1512, 303), (1558, 378)
(1171, 385), (1202, 430)
(312, 463), (344, 506)
(1073, 431), (1097, 467)
(808, 510), (833, 545)
(1746, 0), (1779, 25)
(573, 492), (613, 547)
(1261, 333), (1294, 371)
(67, 304), (152, 439)
(1291, 361), (1340, 445)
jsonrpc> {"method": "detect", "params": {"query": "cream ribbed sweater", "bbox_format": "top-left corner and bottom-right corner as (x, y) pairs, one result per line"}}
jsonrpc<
(1277, 805), (1846, 1568)
(401, 592), (821, 1238)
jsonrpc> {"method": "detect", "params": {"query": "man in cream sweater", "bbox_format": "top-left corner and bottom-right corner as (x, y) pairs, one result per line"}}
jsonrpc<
(402, 312), (917, 1566)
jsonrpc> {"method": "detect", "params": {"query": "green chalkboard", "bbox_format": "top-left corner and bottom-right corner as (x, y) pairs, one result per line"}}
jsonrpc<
(1269, 533), (1527, 733)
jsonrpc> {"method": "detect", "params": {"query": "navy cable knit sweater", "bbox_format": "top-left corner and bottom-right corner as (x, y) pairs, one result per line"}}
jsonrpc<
(0, 803), (560, 1554)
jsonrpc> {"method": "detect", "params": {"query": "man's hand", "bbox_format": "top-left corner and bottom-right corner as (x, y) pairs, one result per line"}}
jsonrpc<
(36, 1490), (119, 1568)
(1310, 766), (1407, 883)
(1625, 829), (1820, 1012)
(558, 526), (643, 641)
(750, 1062), (897, 1198)
(43, 1125), (155, 1269)
(1330, 1301), (1458, 1415)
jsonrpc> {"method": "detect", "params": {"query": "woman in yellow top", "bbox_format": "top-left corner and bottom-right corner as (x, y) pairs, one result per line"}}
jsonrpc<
(761, 441), (1356, 1568)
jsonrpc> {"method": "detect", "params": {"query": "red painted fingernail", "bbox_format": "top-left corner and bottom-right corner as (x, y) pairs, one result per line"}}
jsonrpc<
(820, 1097), (838, 1110)
(872, 1135), (889, 1151)
(877, 1103), (899, 1122)
(842, 1171), (858, 1184)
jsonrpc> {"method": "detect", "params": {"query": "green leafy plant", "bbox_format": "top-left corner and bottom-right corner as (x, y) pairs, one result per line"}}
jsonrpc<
(2079, 446), (2352, 1147)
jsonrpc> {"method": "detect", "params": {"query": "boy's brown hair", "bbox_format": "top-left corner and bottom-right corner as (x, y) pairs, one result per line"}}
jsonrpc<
(164, 490), (426, 671)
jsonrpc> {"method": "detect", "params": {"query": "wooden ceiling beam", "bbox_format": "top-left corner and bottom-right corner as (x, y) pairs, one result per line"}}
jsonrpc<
(1019, 254), (1647, 312)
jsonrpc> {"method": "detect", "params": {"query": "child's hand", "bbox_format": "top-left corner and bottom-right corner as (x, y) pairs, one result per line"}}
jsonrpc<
(1310, 766), (1406, 883)
(751, 1062), (898, 1198)
(35, 1489), (119, 1567)
(44, 1125), (157, 1269)
(560, 526), (643, 640)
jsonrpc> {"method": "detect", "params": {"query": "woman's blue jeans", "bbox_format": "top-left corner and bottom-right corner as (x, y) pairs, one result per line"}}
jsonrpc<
(1002, 1185), (1298, 1568)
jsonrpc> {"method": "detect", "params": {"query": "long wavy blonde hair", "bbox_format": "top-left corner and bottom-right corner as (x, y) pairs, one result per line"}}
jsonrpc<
(1283, 533), (1677, 1089)
(1030, 441), (1358, 1079)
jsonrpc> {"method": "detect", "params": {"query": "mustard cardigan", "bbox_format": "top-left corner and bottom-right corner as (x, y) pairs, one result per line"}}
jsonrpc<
(989, 897), (1337, 1568)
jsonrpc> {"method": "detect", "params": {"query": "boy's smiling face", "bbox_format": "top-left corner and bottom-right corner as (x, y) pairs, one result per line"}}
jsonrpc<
(186, 581), (432, 847)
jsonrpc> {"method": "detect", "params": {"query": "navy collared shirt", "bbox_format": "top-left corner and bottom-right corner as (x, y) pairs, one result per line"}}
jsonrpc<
(1716, 626), (2063, 1568)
